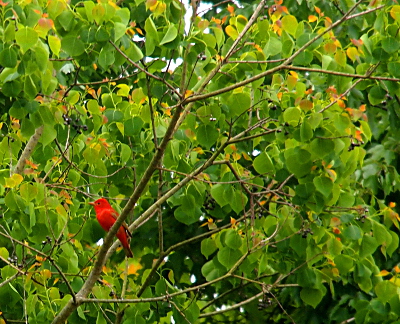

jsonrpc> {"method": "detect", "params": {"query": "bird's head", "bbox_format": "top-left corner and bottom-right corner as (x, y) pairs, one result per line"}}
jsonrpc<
(89, 198), (111, 210)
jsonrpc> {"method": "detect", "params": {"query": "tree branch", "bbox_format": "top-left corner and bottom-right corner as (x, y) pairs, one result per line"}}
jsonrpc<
(13, 125), (44, 176)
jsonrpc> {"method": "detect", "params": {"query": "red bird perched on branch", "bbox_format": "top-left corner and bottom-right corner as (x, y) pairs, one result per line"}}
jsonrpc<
(89, 198), (133, 258)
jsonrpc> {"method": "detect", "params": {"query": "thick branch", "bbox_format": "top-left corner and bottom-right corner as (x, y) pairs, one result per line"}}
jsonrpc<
(52, 102), (186, 323)
(13, 125), (44, 176)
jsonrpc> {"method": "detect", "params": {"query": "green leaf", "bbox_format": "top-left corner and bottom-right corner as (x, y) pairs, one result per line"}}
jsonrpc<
(196, 124), (219, 150)
(293, 50), (313, 66)
(125, 42), (143, 62)
(297, 268), (317, 288)
(92, 3), (105, 25)
(283, 107), (301, 126)
(98, 47), (115, 70)
(300, 287), (324, 308)
(160, 25), (178, 45)
(368, 86), (386, 106)
(96, 312), (107, 324)
(95, 27), (110, 42)
(372, 220), (392, 246)
(124, 117), (143, 136)
(0, 247), (9, 260)
(388, 62), (400, 78)
(210, 184), (228, 207)
(120, 143), (131, 164)
(15, 27), (39, 53)
(40, 125), (57, 147)
(281, 15), (298, 36)
(343, 225), (362, 240)
(285, 148), (312, 178)
(310, 138), (335, 157)
(360, 234), (378, 259)
(217, 246), (241, 269)
(263, 36), (282, 58)
(313, 176), (333, 198)
(382, 37), (400, 54)
(61, 36), (85, 56)
(0, 48), (18, 68)
(201, 258), (226, 281)
(230, 190), (248, 214)
(225, 229), (242, 249)
(227, 92), (251, 117)
(334, 254), (353, 275)
(57, 11), (75, 31)
(253, 151), (275, 174)
(3, 80), (22, 97)
(375, 281), (397, 303)
(24, 76), (38, 99)
(300, 120), (313, 142)
(201, 238), (217, 259)
(387, 231), (399, 257)
(114, 22), (126, 42)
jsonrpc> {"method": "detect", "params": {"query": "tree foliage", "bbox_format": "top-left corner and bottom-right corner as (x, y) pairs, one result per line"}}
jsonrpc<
(0, 0), (400, 323)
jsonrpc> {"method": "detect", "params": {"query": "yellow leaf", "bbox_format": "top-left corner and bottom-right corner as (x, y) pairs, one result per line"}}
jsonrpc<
(242, 152), (252, 161)
(390, 5), (400, 22)
(185, 90), (194, 98)
(287, 75), (297, 90)
(41, 269), (52, 279)
(326, 169), (337, 182)
(346, 47), (359, 62)
(116, 84), (130, 97)
(289, 71), (299, 79)
(281, 15), (298, 36)
(390, 277), (400, 287)
(225, 25), (238, 40)
(334, 49), (346, 67)
(4, 174), (23, 188)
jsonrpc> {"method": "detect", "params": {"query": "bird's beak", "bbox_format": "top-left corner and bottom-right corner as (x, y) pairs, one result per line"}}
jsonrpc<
(88, 202), (95, 206)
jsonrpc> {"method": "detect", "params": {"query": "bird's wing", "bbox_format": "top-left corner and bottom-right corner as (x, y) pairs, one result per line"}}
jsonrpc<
(111, 210), (132, 238)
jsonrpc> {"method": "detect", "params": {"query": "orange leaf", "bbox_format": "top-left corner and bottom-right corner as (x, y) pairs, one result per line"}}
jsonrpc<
(351, 38), (363, 47)
(330, 217), (341, 226)
(185, 90), (194, 98)
(299, 99), (313, 111)
(227, 4), (235, 15)
(354, 130), (362, 142)
(314, 6), (321, 15)
(324, 17), (332, 26)
(324, 42), (336, 54)
(377, 270), (391, 276)
(308, 15), (318, 22)
(127, 262), (142, 275)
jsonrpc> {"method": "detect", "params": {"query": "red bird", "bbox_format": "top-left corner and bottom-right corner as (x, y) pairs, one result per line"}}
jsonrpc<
(89, 198), (133, 258)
